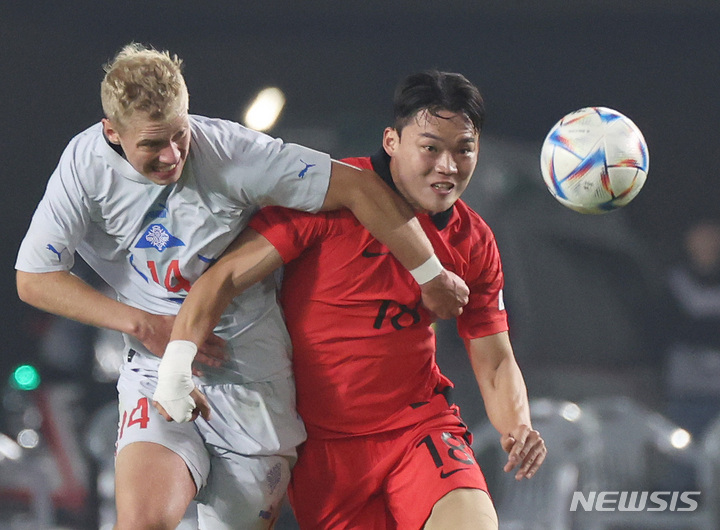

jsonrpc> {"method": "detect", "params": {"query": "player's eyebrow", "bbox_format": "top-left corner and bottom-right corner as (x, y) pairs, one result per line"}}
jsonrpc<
(419, 132), (477, 144)
(137, 138), (167, 148)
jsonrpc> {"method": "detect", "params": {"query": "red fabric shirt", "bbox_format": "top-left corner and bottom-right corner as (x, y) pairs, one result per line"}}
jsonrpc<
(249, 154), (508, 438)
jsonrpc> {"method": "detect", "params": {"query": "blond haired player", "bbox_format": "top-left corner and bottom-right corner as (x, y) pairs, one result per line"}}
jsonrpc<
(15, 45), (468, 529)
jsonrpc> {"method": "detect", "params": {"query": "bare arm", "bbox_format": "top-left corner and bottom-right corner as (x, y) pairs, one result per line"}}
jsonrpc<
(466, 331), (546, 479)
(15, 270), (225, 363)
(170, 228), (284, 345)
(17, 269), (164, 345)
(152, 228), (283, 423)
(321, 161), (468, 319)
(321, 162), (431, 269)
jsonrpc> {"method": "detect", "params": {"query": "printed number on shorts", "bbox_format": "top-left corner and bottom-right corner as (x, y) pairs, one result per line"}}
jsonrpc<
(417, 432), (475, 467)
(119, 397), (150, 439)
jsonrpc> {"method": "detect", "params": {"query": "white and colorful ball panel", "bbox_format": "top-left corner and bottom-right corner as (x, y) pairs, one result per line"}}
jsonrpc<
(540, 107), (648, 214)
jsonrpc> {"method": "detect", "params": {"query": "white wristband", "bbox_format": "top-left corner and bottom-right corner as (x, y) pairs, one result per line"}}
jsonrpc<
(153, 340), (198, 423)
(409, 254), (443, 285)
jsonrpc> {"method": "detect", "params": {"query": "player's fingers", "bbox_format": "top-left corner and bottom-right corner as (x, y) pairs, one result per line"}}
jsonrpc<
(190, 388), (212, 421)
(197, 402), (211, 421)
(501, 434), (519, 472)
(151, 400), (173, 422)
(205, 333), (226, 348)
(457, 286), (470, 305)
(197, 338), (228, 367)
(500, 433), (516, 453)
(503, 426), (538, 472)
(516, 438), (548, 480)
(194, 351), (220, 368)
(508, 430), (529, 463)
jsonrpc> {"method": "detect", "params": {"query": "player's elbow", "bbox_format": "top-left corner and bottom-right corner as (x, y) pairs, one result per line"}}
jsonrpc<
(16, 271), (43, 307)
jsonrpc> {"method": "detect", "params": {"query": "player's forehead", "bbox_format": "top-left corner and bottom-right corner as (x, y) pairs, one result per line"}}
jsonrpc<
(122, 110), (189, 140)
(407, 109), (477, 141)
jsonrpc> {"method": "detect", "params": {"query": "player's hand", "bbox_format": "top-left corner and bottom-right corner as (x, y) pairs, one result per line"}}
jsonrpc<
(501, 426), (547, 480)
(419, 268), (469, 319)
(153, 387), (211, 423)
(137, 313), (227, 371)
(152, 341), (211, 422)
(137, 313), (176, 357)
(194, 333), (227, 371)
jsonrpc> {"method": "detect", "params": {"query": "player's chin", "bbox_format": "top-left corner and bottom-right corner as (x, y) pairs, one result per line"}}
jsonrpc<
(146, 167), (182, 185)
(422, 195), (458, 214)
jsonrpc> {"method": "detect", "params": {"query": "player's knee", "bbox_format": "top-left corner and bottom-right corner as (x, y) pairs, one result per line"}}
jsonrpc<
(424, 488), (498, 530)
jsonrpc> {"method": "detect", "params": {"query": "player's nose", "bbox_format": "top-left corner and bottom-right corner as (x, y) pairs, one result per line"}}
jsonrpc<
(159, 142), (182, 163)
(435, 151), (457, 174)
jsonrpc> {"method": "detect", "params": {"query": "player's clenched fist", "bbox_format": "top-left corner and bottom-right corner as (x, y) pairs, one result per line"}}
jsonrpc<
(152, 340), (211, 422)
(419, 268), (470, 319)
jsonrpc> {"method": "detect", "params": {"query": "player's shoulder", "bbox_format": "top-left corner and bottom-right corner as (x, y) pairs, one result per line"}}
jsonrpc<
(59, 122), (109, 176)
(189, 114), (279, 165)
(64, 122), (103, 153)
(188, 114), (272, 141)
(453, 199), (494, 235)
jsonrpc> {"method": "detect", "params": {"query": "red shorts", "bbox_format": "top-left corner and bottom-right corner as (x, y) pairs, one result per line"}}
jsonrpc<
(288, 408), (490, 529)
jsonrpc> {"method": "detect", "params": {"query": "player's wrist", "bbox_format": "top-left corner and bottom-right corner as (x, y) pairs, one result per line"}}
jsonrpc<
(410, 254), (443, 285)
(164, 339), (197, 363)
(155, 340), (197, 398)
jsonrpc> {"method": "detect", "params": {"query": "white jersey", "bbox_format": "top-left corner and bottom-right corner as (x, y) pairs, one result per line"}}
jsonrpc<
(16, 115), (332, 384)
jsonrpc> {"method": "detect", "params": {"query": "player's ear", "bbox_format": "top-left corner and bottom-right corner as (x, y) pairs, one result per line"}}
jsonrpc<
(383, 127), (400, 156)
(102, 118), (121, 145)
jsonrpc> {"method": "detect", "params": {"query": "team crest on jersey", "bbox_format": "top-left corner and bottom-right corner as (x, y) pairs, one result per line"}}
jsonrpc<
(135, 224), (185, 252)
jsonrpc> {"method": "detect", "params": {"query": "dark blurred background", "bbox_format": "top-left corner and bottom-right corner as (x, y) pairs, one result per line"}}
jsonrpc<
(2, 2), (720, 528)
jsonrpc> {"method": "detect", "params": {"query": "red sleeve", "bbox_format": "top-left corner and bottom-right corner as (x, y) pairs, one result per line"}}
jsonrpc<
(456, 221), (509, 340)
(248, 206), (327, 264)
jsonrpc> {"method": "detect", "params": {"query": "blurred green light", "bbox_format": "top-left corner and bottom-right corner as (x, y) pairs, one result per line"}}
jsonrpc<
(10, 365), (40, 391)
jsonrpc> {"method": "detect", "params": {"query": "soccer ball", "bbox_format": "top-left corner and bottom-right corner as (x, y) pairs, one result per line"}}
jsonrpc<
(540, 107), (649, 214)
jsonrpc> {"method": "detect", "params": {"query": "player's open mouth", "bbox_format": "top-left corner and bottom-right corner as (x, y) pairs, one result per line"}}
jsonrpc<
(153, 163), (179, 178)
(431, 182), (454, 192)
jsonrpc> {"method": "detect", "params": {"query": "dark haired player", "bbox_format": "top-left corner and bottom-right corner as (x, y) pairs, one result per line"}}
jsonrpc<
(155, 70), (546, 528)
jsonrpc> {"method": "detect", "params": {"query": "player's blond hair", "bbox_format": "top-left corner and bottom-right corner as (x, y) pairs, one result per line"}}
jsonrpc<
(100, 43), (189, 128)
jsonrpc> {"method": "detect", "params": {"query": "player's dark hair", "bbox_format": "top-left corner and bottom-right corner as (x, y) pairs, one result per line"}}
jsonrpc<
(393, 70), (485, 135)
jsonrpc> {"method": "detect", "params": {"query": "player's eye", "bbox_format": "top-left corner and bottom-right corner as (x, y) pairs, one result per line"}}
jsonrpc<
(138, 139), (166, 151)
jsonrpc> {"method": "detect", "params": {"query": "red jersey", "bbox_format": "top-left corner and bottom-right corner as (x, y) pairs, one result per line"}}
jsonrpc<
(249, 151), (508, 438)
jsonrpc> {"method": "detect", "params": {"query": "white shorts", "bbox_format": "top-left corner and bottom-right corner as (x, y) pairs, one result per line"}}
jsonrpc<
(116, 351), (306, 529)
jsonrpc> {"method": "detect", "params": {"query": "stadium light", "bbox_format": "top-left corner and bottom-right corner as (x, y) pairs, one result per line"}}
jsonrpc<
(669, 428), (691, 450)
(10, 364), (40, 391)
(243, 87), (286, 132)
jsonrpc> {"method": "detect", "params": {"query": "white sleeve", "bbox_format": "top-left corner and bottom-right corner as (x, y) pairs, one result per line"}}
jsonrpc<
(246, 139), (333, 212)
(15, 143), (91, 273)
(192, 117), (332, 213)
